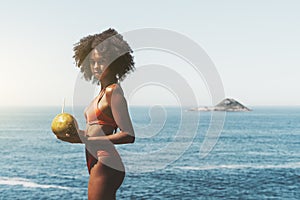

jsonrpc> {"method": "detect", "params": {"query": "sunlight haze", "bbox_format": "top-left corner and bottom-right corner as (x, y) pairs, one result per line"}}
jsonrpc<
(0, 0), (299, 107)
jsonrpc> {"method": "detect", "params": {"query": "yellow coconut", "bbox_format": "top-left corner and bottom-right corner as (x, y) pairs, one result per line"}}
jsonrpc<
(51, 113), (77, 138)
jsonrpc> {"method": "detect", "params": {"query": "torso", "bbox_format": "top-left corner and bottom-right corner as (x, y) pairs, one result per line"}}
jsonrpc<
(85, 83), (118, 137)
(84, 83), (120, 155)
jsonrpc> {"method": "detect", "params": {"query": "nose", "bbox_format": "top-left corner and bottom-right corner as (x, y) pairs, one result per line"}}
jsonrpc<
(93, 62), (99, 69)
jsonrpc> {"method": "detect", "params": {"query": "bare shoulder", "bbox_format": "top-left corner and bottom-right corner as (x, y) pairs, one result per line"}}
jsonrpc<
(106, 83), (125, 106)
(106, 83), (124, 96)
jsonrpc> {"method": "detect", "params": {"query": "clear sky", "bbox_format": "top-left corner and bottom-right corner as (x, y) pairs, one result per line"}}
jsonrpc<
(0, 0), (299, 107)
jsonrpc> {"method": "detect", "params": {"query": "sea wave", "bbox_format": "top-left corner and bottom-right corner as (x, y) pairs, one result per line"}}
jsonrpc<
(174, 162), (300, 171)
(0, 177), (71, 190)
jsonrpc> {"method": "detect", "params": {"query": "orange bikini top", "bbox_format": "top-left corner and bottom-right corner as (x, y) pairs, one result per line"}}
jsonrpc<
(84, 87), (118, 128)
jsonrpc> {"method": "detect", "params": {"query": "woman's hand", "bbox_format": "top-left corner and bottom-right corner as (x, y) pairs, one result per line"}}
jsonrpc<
(56, 119), (87, 143)
(56, 133), (82, 143)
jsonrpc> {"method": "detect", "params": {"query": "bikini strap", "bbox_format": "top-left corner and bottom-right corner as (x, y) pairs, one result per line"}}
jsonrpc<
(96, 86), (108, 105)
(97, 83), (118, 103)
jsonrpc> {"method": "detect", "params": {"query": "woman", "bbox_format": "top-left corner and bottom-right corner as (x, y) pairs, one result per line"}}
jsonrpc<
(57, 28), (135, 200)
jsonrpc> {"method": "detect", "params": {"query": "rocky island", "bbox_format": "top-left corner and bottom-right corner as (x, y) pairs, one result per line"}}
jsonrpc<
(190, 98), (251, 112)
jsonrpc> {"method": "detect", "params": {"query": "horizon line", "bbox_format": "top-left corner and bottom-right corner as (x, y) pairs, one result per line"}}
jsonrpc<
(1, 104), (300, 108)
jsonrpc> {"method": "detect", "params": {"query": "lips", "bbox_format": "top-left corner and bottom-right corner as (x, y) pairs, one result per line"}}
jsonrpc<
(93, 70), (102, 74)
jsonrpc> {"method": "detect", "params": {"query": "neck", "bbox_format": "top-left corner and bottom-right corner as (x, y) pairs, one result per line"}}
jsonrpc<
(100, 74), (117, 89)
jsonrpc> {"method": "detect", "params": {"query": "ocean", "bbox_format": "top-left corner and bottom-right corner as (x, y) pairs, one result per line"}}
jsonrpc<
(0, 106), (299, 199)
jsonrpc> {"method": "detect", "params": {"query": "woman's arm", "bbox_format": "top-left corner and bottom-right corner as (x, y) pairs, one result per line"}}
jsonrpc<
(87, 130), (134, 144)
(56, 129), (86, 144)
(87, 84), (135, 144)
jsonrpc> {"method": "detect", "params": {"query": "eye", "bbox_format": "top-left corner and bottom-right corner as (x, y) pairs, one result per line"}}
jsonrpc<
(90, 60), (95, 65)
(90, 60), (105, 66)
(97, 61), (104, 65)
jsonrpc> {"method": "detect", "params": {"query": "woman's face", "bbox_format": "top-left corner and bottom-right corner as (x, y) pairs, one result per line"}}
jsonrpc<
(89, 49), (107, 80)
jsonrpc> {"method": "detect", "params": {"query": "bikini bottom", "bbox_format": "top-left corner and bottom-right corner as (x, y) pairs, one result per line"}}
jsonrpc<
(85, 148), (124, 174)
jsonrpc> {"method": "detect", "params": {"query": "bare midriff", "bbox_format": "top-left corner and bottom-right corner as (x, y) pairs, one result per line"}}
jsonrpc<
(85, 124), (124, 172)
